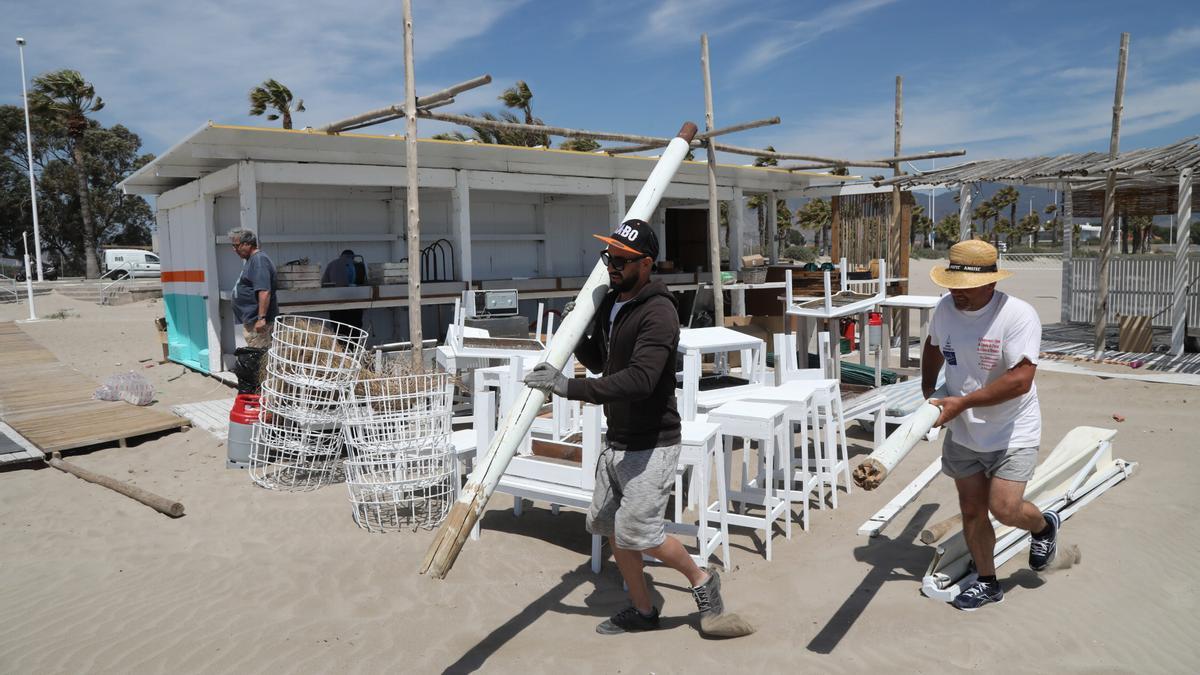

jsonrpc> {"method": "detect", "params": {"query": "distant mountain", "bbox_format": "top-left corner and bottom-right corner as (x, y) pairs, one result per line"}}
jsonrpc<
(918, 182), (1065, 225)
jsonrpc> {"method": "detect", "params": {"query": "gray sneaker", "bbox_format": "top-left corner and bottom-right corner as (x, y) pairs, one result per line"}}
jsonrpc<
(691, 569), (755, 637)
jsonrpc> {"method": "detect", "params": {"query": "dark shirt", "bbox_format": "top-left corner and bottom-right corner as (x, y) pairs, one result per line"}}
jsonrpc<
(232, 250), (278, 325)
(567, 279), (681, 451)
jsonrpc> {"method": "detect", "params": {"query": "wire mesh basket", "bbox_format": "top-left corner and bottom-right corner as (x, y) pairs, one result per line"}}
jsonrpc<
(342, 372), (453, 456)
(343, 443), (454, 532)
(267, 315), (368, 388)
(249, 416), (344, 491)
(260, 375), (348, 426)
(739, 266), (768, 284)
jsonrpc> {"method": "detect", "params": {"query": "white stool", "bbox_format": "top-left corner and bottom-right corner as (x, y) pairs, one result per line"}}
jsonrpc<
(743, 383), (821, 531)
(669, 420), (731, 570)
(707, 400), (792, 561)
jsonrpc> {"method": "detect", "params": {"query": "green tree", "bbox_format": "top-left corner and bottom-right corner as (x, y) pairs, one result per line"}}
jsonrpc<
(437, 81), (550, 147)
(1043, 203), (1059, 244)
(559, 137), (600, 152)
(753, 146), (777, 168)
(500, 81), (535, 125)
(28, 69), (105, 277)
(991, 186), (1020, 245)
(935, 212), (960, 246)
(1, 105), (153, 274)
(911, 203), (933, 248)
(1018, 212), (1042, 246)
(795, 198), (832, 254)
(248, 79), (305, 129)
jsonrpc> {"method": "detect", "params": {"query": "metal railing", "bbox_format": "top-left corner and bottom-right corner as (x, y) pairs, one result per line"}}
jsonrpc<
(100, 262), (133, 305)
(0, 272), (16, 303)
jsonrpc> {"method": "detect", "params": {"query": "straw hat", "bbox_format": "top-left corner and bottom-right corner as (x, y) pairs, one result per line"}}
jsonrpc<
(929, 240), (1013, 289)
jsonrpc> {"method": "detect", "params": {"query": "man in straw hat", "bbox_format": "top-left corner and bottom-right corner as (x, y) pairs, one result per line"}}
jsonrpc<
(922, 239), (1059, 611)
(524, 219), (753, 638)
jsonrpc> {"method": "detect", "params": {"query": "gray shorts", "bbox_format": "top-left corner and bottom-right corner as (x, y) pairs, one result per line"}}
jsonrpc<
(941, 430), (1038, 482)
(586, 444), (681, 551)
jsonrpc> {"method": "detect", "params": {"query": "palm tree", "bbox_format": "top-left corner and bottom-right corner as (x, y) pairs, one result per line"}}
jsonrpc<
(29, 69), (104, 278)
(500, 81), (535, 125)
(248, 79), (305, 129)
(1043, 203), (1059, 244)
(560, 137), (600, 152)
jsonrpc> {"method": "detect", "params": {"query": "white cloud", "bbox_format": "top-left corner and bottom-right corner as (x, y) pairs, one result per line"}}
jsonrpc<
(735, 0), (897, 74)
(1158, 25), (1200, 58)
(4, 0), (526, 151)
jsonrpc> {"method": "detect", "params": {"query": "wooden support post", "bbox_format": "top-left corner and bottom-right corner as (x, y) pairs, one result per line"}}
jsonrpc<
(1172, 168), (1193, 355)
(701, 34), (725, 326)
(958, 183), (973, 241)
(389, 187), (405, 262)
(201, 196), (222, 373)
(651, 206), (667, 262)
(1094, 32), (1129, 358)
(830, 196), (841, 260)
(403, 0), (423, 362)
(890, 76), (905, 336)
(451, 171), (471, 282)
(608, 178), (626, 229)
(730, 186), (744, 272)
(1060, 184), (1074, 323)
(767, 191), (779, 262)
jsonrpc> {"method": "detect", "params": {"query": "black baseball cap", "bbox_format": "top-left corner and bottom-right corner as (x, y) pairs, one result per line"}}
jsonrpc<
(593, 219), (659, 259)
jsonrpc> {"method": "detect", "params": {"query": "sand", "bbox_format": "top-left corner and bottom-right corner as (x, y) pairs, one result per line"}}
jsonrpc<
(2, 286), (1198, 673)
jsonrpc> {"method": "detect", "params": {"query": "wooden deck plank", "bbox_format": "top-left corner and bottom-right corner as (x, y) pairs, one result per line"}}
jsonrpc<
(0, 322), (189, 453)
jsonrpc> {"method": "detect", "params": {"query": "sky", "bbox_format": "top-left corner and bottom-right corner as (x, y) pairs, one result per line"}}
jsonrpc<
(3, 0), (1199, 175)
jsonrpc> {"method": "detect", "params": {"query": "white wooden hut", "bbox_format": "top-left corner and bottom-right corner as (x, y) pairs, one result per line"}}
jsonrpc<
(120, 123), (825, 375)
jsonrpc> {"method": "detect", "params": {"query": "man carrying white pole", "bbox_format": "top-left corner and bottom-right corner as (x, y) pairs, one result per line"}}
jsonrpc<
(525, 220), (752, 637)
(922, 240), (1059, 611)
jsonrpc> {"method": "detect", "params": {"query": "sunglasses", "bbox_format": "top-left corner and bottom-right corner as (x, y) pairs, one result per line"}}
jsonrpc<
(600, 250), (647, 271)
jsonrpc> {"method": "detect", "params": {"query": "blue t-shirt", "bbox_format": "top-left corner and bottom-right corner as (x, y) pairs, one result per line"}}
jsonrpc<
(233, 251), (279, 325)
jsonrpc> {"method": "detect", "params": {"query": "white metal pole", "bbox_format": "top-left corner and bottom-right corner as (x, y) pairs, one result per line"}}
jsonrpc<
(16, 38), (44, 282)
(22, 232), (36, 321)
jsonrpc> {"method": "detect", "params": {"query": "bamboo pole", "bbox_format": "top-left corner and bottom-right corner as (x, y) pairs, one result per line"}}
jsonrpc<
(1094, 33), (1129, 358)
(420, 122), (700, 579)
(602, 117), (781, 155)
(701, 34), (725, 326)
(783, 149), (967, 172)
(419, 110), (670, 146)
(319, 74), (492, 132)
(47, 453), (184, 517)
(1171, 167), (1193, 355)
(890, 76), (904, 296)
(958, 183), (973, 240)
(403, 0), (423, 363)
(1060, 184), (1074, 323)
(919, 513), (962, 545)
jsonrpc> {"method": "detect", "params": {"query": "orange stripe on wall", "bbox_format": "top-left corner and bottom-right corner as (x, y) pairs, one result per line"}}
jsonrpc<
(162, 270), (205, 283)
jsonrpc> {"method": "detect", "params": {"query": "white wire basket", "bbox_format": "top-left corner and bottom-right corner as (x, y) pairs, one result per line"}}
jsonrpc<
(342, 372), (453, 457)
(249, 415), (344, 491)
(267, 315), (368, 388)
(343, 446), (454, 532)
(260, 375), (348, 426)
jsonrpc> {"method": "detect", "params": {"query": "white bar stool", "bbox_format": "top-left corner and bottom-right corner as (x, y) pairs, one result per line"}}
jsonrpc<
(668, 420), (731, 570)
(742, 382), (823, 531)
(707, 400), (792, 561)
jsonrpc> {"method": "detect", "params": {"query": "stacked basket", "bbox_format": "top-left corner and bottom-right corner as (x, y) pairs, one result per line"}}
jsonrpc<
(341, 370), (454, 532)
(249, 316), (368, 491)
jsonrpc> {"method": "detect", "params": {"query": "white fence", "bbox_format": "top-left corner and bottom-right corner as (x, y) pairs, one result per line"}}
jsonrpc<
(1066, 256), (1200, 328)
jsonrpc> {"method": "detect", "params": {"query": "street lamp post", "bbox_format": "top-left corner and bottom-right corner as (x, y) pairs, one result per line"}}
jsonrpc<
(16, 37), (44, 282)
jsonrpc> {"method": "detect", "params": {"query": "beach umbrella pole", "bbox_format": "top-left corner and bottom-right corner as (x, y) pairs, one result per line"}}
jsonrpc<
(420, 122), (699, 578)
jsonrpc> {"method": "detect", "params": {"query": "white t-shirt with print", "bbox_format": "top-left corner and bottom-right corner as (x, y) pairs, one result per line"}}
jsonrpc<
(927, 291), (1041, 452)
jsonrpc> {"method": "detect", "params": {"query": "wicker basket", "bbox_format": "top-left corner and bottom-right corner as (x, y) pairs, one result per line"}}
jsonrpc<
(739, 267), (768, 284)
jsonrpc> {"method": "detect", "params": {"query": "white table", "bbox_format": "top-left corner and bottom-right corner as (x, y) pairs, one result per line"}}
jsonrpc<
(677, 327), (768, 421)
(879, 294), (942, 368)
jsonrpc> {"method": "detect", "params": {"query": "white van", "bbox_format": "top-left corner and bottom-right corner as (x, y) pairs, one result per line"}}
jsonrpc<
(103, 248), (161, 278)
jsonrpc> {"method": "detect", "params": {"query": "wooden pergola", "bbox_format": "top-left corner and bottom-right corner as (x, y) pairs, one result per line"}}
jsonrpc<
(878, 137), (1200, 356)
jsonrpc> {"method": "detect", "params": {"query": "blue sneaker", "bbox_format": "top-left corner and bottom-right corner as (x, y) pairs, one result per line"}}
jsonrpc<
(1029, 510), (1061, 571)
(952, 578), (1004, 611)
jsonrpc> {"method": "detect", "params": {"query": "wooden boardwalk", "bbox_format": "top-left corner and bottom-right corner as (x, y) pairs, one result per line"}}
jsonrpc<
(0, 322), (189, 465)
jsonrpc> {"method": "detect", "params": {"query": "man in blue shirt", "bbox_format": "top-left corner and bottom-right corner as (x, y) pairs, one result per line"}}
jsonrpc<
(321, 249), (365, 330)
(229, 228), (278, 349)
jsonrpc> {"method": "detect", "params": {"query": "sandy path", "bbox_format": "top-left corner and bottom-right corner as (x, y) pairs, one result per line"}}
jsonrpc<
(2, 288), (1198, 673)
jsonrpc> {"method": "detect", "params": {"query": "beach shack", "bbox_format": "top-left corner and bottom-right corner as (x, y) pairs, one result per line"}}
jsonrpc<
(119, 123), (823, 376)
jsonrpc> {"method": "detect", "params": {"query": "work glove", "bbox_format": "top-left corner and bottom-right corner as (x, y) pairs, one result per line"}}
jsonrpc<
(524, 362), (569, 397)
(561, 301), (575, 319)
